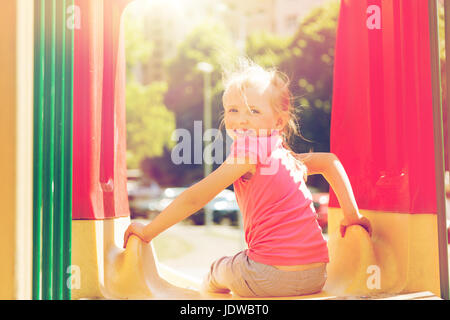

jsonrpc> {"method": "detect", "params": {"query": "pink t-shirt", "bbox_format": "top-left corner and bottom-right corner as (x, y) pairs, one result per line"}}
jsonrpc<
(229, 131), (329, 266)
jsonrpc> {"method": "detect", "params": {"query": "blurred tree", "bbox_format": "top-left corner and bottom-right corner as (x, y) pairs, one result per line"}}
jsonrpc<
(280, 1), (340, 154)
(125, 81), (176, 169)
(163, 21), (239, 186)
(124, 11), (176, 171)
(124, 12), (153, 81)
(245, 31), (291, 68)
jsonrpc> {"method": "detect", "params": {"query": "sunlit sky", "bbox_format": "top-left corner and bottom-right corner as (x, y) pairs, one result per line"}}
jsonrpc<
(130, 0), (195, 12)
(129, 0), (335, 17)
(125, 0), (337, 35)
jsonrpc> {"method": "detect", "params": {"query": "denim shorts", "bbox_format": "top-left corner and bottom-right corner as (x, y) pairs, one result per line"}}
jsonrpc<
(201, 250), (327, 297)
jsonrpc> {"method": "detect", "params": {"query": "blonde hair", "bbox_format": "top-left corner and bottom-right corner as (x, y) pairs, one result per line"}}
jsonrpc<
(219, 58), (310, 180)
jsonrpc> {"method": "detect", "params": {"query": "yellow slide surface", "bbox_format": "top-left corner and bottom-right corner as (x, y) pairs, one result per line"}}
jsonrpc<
(105, 236), (203, 300)
(72, 208), (440, 300)
(325, 208), (440, 297)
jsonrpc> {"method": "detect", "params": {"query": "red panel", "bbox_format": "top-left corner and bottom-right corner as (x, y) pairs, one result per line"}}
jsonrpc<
(73, 0), (131, 219)
(73, 0), (105, 220)
(329, 0), (436, 214)
(100, 0), (132, 218)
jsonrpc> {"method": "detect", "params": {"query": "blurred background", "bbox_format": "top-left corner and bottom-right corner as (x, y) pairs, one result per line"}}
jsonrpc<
(123, 0), (447, 279)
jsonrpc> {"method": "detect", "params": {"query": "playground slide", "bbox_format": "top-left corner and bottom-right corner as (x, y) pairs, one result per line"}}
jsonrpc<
(70, 0), (442, 299)
(1, 0), (445, 301)
(73, 214), (372, 300)
(18, 0), (443, 299)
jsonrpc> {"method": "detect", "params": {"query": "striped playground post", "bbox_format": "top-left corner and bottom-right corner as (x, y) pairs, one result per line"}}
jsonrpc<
(32, 0), (74, 300)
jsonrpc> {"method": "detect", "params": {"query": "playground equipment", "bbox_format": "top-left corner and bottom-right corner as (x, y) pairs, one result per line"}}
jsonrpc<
(327, 0), (448, 297)
(0, 0), (448, 300)
(32, 0), (74, 300)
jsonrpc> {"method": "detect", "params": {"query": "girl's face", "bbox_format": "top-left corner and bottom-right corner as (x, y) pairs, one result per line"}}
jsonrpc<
(223, 84), (284, 140)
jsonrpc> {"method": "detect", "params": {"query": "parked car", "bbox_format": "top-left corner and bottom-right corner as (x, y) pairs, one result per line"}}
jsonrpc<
(128, 179), (163, 219)
(308, 186), (329, 232)
(145, 187), (240, 226)
(154, 187), (188, 212)
(189, 189), (240, 226)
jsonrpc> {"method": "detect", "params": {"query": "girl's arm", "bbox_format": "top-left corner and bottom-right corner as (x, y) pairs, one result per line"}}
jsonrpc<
(123, 155), (255, 248)
(294, 152), (372, 237)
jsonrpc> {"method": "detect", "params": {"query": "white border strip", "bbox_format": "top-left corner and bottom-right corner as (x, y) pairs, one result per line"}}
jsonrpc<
(15, 0), (34, 300)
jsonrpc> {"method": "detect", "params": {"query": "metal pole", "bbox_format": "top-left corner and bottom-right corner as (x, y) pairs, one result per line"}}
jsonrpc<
(203, 71), (213, 227)
(429, 0), (449, 300)
(197, 62), (214, 227)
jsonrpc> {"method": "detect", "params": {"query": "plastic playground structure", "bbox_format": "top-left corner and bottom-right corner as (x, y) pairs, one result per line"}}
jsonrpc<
(0, 0), (448, 300)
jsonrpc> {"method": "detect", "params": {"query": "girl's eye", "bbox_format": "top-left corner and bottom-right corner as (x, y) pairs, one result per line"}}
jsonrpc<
(227, 108), (259, 114)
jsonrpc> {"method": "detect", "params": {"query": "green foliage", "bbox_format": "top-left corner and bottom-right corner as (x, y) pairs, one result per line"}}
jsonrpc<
(163, 22), (239, 186)
(246, 31), (291, 68)
(165, 21), (238, 120)
(126, 81), (176, 169)
(280, 1), (340, 153)
(124, 10), (176, 170)
(123, 12), (153, 80)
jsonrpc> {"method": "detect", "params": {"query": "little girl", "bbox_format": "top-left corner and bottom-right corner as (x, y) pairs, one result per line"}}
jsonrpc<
(123, 60), (372, 297)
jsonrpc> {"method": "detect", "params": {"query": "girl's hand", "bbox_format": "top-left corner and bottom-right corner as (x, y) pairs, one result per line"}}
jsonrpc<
(123, 222), (149, 249)
(339, 214), (372, 238)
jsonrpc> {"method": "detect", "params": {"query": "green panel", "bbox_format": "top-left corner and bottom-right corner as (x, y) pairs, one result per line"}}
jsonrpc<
(32, 0), (45, 301)
(53, 0), (66, 300)
(33, 0), (74, 300)
(42, 0), (56, 300)
(63, 0), (74, 301)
